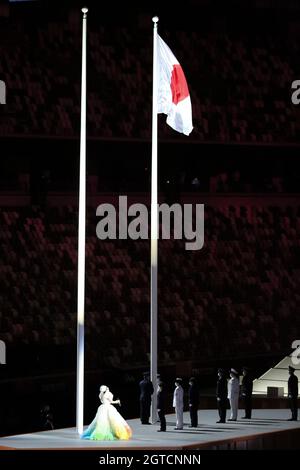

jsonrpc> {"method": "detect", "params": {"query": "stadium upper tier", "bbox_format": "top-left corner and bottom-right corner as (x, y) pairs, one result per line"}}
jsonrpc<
(1, 10), (300, 143)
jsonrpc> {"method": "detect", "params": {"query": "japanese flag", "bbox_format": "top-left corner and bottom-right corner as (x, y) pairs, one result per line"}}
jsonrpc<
(157, 35), (193, 136)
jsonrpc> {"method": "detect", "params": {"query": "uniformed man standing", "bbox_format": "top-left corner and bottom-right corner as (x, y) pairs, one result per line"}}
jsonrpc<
(173, 378), (184, 430)
(157, 381), (166, 432)
(188, 377), (199, 427)
(241, 366), (253, 419)
(139, 372), (154, 424)
(288, 366), (298, 421)
(216, 368), (227, 423)
(227, 368), (239, 421)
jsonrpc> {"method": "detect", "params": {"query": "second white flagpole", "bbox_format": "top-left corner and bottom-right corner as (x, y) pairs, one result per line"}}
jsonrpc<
(76, 6), (88, 435)
(150, 15), (159, 423)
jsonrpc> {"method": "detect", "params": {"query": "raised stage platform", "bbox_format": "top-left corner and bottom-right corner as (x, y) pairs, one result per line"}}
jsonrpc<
(0, 409), (299, 450)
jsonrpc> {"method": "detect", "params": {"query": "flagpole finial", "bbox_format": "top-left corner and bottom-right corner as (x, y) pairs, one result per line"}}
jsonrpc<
(81, 7), (88, 17)
(152, 16), (159, 24)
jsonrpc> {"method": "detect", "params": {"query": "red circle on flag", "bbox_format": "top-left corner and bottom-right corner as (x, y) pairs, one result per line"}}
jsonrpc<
(170, 64), (189, 105)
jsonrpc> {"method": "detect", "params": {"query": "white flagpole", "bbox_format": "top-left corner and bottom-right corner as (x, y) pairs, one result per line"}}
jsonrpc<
(150, 16), (159, 423)
(76, 6), (88, 435)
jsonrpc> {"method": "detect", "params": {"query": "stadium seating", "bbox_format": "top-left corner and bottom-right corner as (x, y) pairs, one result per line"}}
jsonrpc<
(1, 16), (300, 143)
(0, 202), (299, 372)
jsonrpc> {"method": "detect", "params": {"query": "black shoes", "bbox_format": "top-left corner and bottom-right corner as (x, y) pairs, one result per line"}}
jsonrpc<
(157, 429), (166, 432)
(216, 420), (225, 423)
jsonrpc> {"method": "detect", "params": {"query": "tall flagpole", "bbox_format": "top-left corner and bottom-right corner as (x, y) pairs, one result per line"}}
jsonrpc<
(76, 6), (88, 435)
(150, 16), (159, 423)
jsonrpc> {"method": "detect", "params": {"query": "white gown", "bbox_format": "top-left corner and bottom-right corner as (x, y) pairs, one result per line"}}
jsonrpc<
(81, 390), (132, 440)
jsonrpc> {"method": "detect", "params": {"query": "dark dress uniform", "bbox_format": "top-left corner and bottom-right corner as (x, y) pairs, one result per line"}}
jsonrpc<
(288, 371), (298, 421)
(216, 374), (227, 423)
(139, 377), (154, 424)
(241, 372), (253, 418)
(157, 387), (166, 431)
(189, 381), (199, 427)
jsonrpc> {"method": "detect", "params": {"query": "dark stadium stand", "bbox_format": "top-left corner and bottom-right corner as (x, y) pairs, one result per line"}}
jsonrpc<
(1, 3), (300, 142)
(0, 200), (299, 376)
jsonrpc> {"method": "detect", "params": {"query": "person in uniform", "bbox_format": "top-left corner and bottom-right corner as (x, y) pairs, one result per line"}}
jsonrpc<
(228, 368), (239, 421)
(216, 368), (227, 423)
(188, 377), (199, 427)
(241, 366), (253, 419)
(157, 381), (166, 432)
(139, 372), (154, 424)
(288, 365), (298, 421)
(173, 378), (184, 430)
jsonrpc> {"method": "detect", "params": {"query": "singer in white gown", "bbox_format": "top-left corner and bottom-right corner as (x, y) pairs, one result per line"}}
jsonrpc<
(81, 385), (132, 440)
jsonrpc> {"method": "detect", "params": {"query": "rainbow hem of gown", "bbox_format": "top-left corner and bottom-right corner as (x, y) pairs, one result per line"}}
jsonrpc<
(81, 402), (132, 441)
(81, 422), (132, 441)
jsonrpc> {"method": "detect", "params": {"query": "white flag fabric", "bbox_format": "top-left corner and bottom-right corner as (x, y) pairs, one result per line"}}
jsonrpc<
(157, 35), (193, 136)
